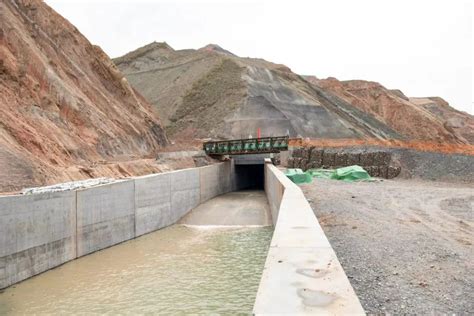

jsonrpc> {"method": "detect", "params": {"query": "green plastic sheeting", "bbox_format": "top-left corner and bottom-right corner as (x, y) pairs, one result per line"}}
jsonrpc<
(327, 165), (371, 181)
(285, 165), (371, 184)
(284, 168), (313, 184)
(306, 169), (334, 179)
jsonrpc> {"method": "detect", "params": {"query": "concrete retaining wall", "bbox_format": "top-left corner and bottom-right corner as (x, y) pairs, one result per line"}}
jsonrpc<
(200, 163), (232, 203)
(0, 161), (236, 289)
(134, 172), (171, 237)
(76, 180), (136, 257)
(170, 168), (201, 223)
(254, 160), (364, 314)
(0, 191), (76, 289)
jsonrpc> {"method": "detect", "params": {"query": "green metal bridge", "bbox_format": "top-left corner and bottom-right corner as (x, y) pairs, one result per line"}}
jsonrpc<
(203, 136), (289, 156)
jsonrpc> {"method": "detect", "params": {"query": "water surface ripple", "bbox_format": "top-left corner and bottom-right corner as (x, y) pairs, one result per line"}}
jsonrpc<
(0, 225), (273, 314)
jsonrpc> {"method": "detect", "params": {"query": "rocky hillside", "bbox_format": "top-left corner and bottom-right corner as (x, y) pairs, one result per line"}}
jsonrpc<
(115, 42), (402, 141)
(310, 78), (474, 144)
(409, 97), (474, 144)
(0, 0), (167, 192)
(115, 42), (472, 145)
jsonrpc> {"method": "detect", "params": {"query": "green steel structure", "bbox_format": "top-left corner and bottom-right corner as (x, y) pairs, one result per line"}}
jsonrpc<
(203, 136), (289, 156)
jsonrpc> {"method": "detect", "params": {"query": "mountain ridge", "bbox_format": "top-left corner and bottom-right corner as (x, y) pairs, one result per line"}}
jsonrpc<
(116, 41), (472, 144)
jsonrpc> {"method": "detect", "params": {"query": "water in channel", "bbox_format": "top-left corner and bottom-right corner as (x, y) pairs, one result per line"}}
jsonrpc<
(0, 224), (273, 314)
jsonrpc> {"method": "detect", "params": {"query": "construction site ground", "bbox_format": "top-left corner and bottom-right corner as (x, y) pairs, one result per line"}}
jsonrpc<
(301, 178), (473, 314)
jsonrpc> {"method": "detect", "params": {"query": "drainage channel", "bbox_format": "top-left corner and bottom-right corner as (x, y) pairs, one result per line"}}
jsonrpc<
(0, 190), (272, 314)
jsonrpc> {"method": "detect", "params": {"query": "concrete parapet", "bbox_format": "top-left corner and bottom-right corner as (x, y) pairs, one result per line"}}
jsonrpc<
(254, 160), (364, 314)
(254, 247), (364, 314)
(0, 191), (76, 289)
(76, 180), (135, 257)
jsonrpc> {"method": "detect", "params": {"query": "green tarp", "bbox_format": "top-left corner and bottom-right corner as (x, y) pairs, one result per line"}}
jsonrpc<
(328, 165), (371, 181)
(285, 165), (371, 184)
(284, 168), (313, 183)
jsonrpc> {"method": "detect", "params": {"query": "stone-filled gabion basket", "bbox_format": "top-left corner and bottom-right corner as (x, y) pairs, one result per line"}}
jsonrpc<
(288, 147), (401, 179)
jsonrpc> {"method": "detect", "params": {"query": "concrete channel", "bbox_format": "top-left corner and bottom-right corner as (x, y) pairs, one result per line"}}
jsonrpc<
(0, 159), (364, 314)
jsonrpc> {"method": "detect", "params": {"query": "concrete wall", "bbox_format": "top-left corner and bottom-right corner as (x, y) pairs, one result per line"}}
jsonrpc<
(134, 172), (171, 237)
(200, 163), (232, 203)
(76, 180), (136, 257)
(254, 160), (364, 314)
(0, 191), (76, 289)
(0, 161), (237, 289)
(170, 168), (201, 223)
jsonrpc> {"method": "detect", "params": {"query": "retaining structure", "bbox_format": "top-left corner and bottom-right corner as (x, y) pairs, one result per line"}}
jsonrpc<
(253, 159), (365, 314)
(288, 146), (401, 179)
(1, 158), (366, 314)
(0, 191), (77, 288)
(0, 161), (239, 289)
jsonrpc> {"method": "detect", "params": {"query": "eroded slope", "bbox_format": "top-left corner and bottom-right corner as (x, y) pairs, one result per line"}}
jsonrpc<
(116, 43), (402, 140)
(311, 78), (473, 144)
(0, 0), (168, 192)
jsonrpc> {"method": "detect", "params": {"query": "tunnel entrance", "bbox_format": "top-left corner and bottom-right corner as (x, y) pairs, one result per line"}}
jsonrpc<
(234, 164), (264, 190)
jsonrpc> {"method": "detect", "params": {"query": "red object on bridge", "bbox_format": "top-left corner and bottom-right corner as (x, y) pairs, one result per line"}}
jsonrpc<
(257, 128), (261, 139)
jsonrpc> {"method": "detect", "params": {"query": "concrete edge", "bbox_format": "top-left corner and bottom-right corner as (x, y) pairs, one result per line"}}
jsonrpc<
(253, 159), (365, 315)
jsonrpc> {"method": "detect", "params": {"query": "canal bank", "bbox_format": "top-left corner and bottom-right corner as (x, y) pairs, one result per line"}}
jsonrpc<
(253, 159), (364, 314)
(1, 159), (364, 314)
(0, 161), (249, 289)
(0, 191), (272, 314)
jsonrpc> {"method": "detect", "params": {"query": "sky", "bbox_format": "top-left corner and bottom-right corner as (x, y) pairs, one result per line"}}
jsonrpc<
(46, 0), (473, 114)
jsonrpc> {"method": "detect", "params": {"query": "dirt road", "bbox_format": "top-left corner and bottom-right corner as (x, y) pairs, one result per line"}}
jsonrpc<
(301, 179), (473, 314)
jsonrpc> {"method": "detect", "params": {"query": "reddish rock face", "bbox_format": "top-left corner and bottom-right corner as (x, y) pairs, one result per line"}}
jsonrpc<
(0, 0), (167, 192)
(310, 77), (474, 145)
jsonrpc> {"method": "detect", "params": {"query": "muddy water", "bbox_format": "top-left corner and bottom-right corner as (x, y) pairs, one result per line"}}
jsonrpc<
(0, 225), (272, 314)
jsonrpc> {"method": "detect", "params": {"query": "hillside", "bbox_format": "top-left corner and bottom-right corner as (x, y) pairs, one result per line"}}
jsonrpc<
(115, 42), (472, 144)
(310, 77), (474, 144)
(0, 0), (168, 192)
(115, 42), (402, 141)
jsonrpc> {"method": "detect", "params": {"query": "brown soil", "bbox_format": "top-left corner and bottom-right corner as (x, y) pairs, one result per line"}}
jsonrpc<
(0, 0), (168, 192)
(291, 138), (474, 156)
(310, 78), (474, 144)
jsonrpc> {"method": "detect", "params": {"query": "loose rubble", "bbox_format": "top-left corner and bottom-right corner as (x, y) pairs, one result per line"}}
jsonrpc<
(302, 179), (474, 314)
(22, 178), (117, 195)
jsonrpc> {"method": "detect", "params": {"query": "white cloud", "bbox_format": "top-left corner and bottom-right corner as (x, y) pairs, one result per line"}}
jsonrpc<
(46, 0), (473, 113)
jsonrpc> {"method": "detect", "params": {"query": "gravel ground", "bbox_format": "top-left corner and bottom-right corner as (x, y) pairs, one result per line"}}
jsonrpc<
(301, 178), (473, 314)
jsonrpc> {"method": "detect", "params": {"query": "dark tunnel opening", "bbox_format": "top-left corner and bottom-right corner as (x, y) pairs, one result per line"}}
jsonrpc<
(234, 164), (264, 190)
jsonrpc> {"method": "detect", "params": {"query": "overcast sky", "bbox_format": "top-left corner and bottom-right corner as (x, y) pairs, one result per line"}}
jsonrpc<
(46, 0), (473, 114)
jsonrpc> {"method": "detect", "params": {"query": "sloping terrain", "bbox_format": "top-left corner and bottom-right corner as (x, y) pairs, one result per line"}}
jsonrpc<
(0, 0), (168, 192)
(116, 42), (472, 145)
(310, 78), (474, 144)
(410, 97), (474, 144)
(115, 43), (403, 140)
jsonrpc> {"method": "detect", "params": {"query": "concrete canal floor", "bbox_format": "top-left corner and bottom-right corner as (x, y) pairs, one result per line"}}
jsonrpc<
(0, 191), (273, 314)
(180, 190), (272, 226)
